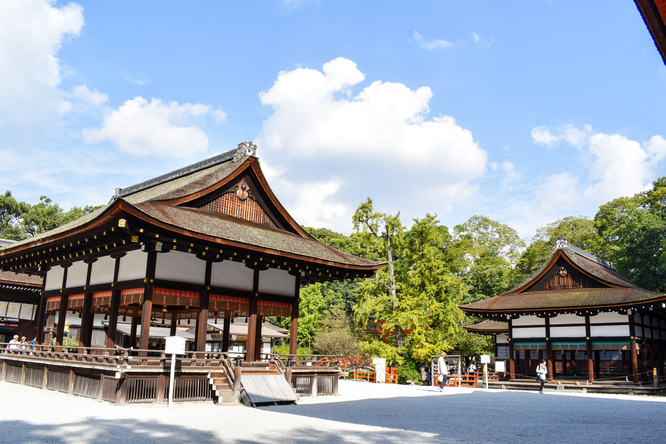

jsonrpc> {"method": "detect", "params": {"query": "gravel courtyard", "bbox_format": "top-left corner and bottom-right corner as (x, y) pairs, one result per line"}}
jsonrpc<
(1, 380), (664, 443)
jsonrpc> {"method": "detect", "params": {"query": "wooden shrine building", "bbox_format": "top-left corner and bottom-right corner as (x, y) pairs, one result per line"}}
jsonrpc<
(0, 142), (383, 362)
(461, 240), (666, 383)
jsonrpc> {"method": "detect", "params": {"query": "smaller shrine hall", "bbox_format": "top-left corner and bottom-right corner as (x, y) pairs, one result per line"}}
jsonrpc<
(461, 240), (666, 383)
(0, 142), (383, 361)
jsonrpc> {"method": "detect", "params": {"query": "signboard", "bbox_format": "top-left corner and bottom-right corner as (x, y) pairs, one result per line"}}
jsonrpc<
(165, 336), (186, 355)
(495, 361), (506, 372)
(480, 354), (490, 364)
(372, 357), (386, 383)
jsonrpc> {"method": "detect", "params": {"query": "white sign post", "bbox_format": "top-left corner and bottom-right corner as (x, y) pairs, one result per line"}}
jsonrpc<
(480, 354), (490, 389)
(165, 336), (186, 408)
(372, 357), (386, 383)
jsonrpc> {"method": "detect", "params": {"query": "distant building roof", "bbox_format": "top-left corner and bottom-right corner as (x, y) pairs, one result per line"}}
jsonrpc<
(460, 240), (666, 316)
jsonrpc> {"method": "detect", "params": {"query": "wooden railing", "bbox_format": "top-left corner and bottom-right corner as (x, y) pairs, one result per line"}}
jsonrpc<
(272, 353), (342, 368)
(0, 342), (237, 372)
(434, 373), (478, 388)
(351, 367), (398, 384)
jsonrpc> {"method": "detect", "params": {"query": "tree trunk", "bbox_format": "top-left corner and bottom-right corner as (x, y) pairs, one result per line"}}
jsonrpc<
(386, 234), (403, 348)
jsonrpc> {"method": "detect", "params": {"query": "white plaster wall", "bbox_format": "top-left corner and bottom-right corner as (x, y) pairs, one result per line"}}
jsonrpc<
(590, 324), (629, 337)
(89, 255), (117, 286)
(258, 268), (296, 297)
(511, 315), (544, 326)
(65, 261), (88, 288)
(550, 326), (586, 338)
(211, 260), (254, 291)
(511, 327), (546, 338)
(496, 333), (508, 344)
(118, 249), (148, 281)
(44, 266), (65, 291)
(549, 313), (585, 325)
(589, 312), (627, 324)
(155, 250), (205, 284)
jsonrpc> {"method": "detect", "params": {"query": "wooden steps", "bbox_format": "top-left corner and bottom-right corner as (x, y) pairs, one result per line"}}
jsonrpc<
(208, 371), (239, 405)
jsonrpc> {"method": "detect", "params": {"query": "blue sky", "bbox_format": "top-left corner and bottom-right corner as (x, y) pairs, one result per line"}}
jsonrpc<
(1, 1), (665, 240)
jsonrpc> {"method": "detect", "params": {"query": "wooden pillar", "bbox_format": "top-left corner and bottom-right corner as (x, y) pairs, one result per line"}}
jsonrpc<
(629, 313), (640, 383)
(139, 251), (157, 353)
(560, 349), (567, 376)
(170, 315), (177, 336)
(79, 260), (95, 348)
(34, 294), (47, 345)
(55, 265), (70, 346)
(105, 255), (123, 349)
(130, 316), (139, 348)
(508, 319), (515, 379)
(289, 275), (301, 355)
(196, 261), (212, 353)
(34, 269), (48, 344)
(641, 340), (649, 381)
(255, 315), (263, 360)
(545, 316), (553, 381)
(80, 292), (93, 348)
(222, 316), (231, 353)
(585, 314), (594, 382)
(246, 298), (258, 362)
(524, 350), (530, 378)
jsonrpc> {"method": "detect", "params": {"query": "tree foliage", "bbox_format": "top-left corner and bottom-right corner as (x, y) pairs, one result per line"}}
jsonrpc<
(0, 190), (100, 240)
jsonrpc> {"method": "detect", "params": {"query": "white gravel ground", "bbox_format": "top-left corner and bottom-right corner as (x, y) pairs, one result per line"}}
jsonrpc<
(1, 380), (665, 443)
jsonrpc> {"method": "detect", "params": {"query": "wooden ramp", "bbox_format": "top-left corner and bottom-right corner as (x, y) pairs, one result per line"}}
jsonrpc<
(241, 374), (298, 406)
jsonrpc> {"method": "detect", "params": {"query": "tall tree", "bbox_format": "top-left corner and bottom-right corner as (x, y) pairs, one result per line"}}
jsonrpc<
(352, 198), (404, 347)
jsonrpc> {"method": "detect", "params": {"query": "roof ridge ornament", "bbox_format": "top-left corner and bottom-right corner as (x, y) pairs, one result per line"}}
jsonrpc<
(233, 141), (257, 163)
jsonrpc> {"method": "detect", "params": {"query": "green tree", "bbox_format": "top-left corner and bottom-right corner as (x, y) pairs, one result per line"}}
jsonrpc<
(0, 191), (27, 240)
(595, 195), (666, 291)
(516, 216), (601, 279)
(352, 198), (404, 347)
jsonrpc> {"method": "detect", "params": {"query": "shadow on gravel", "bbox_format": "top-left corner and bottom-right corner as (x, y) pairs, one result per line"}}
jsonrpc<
(260, 389), (666, 443)
(0, 418), (219, 444)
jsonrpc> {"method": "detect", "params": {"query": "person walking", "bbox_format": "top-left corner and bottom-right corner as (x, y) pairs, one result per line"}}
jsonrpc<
(536, 359), (547, 394)
(437, 352), (448, 391)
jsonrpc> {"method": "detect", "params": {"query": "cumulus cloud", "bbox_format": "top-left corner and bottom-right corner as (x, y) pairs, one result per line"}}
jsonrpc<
(83, 97), (224, 158)
(257, 57), (487, 231)
(411, 31), (453, 50)
(505, 124), (666, 238)
(0, 0), (84, 130)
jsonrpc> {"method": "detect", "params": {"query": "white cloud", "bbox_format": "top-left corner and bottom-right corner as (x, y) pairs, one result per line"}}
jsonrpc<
(70, 84), (108, 107)
(411, 31), (453, 50)
(531, 127), (558, 147)
(505, 125), (665, 238)
(83, 97), (223, 158)
(257, 57), (487, 232)
(645, 135), (666, 163)
(584, 133), (652, 201)
(0, 0), (84, 130)
(532, 124), (592, 148)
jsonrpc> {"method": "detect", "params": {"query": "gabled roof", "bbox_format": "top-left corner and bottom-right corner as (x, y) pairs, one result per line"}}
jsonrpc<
(460, 239), (666, 315)
(0, 143), (383, 281)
